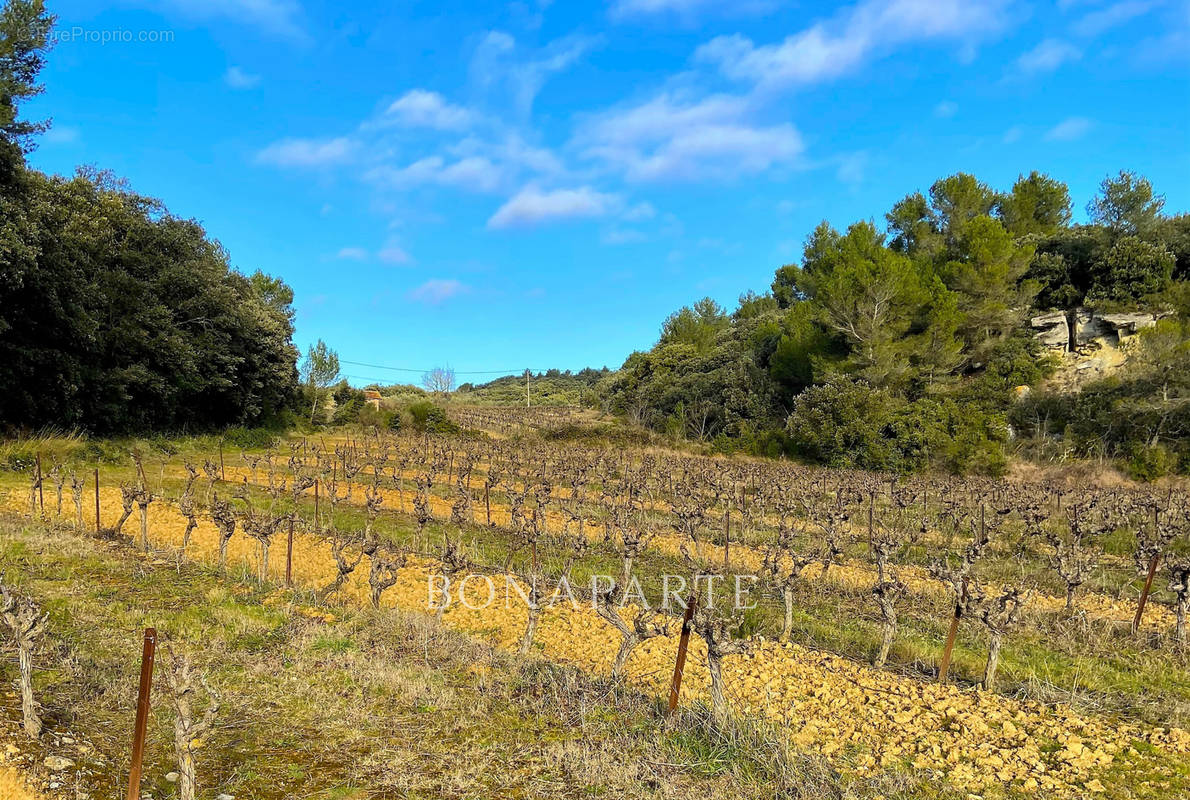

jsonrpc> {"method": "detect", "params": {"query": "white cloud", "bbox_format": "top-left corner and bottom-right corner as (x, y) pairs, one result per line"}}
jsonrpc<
(470, 31), (597, 117)
(407, 279), (468, 304)
(1002, 125), (1024, 143)
(835, 151), (868, 184)
(1015, 39), (1081, 73)
(622, 201), (656, 221)
(1045, 117), (1093, 141)
(256, 137), (355, 167)
(934, 101), (958, 118)
(609, 0), (779, 18)
(577, 92), (803, 182)
(378, 244), (413, 265)
(487, 185), (620, 229)
(602, 228), (648, 245)
(695, 0), (1010, 89)
(157, 0), (304, 38)
(385, 90), (473, 130)
(367, 155), (506, 194)
(1073, 1), (1156, 37)
(336, 247), (368, 260)
(44, 125), (80, 144)
(224, 66), (261, 89)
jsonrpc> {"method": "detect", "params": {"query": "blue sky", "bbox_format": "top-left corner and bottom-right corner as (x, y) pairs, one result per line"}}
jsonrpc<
(24, 0), (1190, 385)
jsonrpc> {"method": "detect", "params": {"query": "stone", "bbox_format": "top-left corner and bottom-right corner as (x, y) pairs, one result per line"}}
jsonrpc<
(1030, 311), (1069, 351)
(165, 772), (179, 783)
(216, 795), (236, 800)
(1098, 312), (1159, 340)
(43, 755), (76, 771)
(1073, 309), (1112, 348)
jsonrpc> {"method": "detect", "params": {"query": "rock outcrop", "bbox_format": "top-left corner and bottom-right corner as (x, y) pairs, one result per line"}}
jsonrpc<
(1030, 307), (1171, 390)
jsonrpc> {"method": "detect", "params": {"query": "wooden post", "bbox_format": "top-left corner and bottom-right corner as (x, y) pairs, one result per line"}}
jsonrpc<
(286, 517), (294, 588)
(125, 628), (157, 800)
(868, 492), (875, 540)
(95, 469), (101, 533)
(485, 484), (492, 527)
(314, 479), (320, 534)
(724, 510), (730, 572)
(938, 579), (968, 683)
(218, 438), (225, 481)
(1133, 553), (1161, 635)
(666, 587), (699, 718)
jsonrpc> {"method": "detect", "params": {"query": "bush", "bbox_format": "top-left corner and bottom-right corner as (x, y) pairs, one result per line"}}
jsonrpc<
(407, 400), (460, 434)
(1125, 443), (1177, 482)
(786, 375), (1008, 474)
(223, 427), (279, 450)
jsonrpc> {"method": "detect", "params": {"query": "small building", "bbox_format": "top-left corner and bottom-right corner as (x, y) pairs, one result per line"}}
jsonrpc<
(363, 389), (382, 410)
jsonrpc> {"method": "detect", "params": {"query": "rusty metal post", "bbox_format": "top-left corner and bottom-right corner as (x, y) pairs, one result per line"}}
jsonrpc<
(125, 628), (157, 800)
(95, 469), (101, 533)
(286, 517), (294, 588)
(938, 579), (968, 683)
(1133, 553), (1161, 635)
(666, 588), (699, 718)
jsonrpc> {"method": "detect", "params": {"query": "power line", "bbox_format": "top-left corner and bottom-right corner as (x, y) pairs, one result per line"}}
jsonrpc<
(340, 359), (547, 375)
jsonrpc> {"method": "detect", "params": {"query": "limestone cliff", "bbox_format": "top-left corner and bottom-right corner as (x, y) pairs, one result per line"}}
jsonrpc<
(1030, 308), (1169, 390)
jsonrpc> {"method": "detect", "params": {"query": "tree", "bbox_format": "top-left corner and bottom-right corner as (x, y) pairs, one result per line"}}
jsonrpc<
(1088, 236), (1175, 302)
(942, 215), (1038, 351)
(302, 339), (340, 422)
(421, 366), (456, 395)
(997, 171), (1071, 237)
(1088, 170), (1165, 235)
(1, 170), (300, 433)
(928, 173), (998, 252)
(0, 0), (54, 176)
(800, 221), (933, 387)
(660, 297), (728, 354)
(886, 191), (938, 257)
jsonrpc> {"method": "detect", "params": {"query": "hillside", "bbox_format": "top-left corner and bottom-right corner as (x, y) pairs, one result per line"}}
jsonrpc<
(598, 171), (1190, 478)
(456, 368), (609, 406)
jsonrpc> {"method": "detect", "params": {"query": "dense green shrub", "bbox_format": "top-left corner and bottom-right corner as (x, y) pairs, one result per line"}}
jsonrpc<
(1125, 443), (1178, 482)
(786, 375), (1008, 474)
(223, 427), (279, 450)
(407, 400), (460, 434)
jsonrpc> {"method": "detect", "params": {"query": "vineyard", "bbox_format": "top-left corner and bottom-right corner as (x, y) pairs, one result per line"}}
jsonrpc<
(2, 416), (1190, 798)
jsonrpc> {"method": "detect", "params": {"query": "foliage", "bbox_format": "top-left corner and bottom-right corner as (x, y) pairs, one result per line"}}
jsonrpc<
(0, 0), (53, 179)
(407, 400), (460, 434)
(0, 4), (301, 435)
(458, 368), (608, 407)
(607, 169), (1187, 474)
(223, 427), (280, 450)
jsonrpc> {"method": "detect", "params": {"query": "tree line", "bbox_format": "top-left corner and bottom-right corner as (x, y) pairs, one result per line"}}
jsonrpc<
(0, 1), (300, 435)
(599, 171), (1190, 477)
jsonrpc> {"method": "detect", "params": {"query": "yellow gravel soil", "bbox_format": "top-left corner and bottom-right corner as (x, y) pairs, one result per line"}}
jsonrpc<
(0, 764), (43, 800)
(7, 490), (1190, 797)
